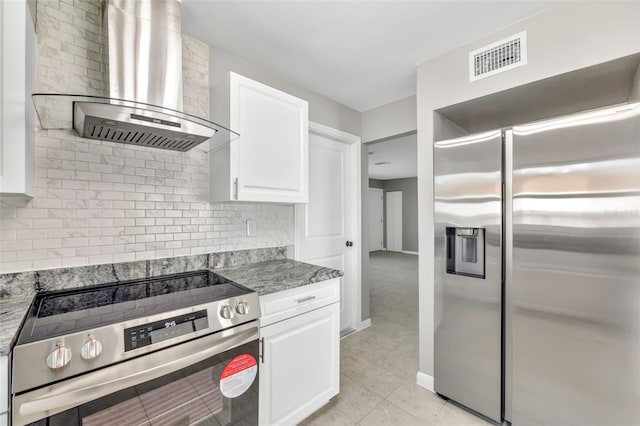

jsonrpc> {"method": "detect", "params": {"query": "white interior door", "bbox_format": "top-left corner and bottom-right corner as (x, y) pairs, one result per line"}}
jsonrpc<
(295, 123), (361, 333)
(368, 188), (383, 251)
(386, 191), (403, 252)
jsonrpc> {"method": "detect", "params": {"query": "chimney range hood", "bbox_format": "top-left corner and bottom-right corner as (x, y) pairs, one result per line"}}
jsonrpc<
(32, 0), (237, 152)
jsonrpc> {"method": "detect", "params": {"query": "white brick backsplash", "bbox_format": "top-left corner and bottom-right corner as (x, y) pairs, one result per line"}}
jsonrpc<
(125, 210), (145, 218)
(89, 254), (114, 264)
(62, 257), (90, 268)
(0, 230), (16, 241)
(113, 252), (135, 263)
(0, 2), (294, 274)
(32, 258), (64, 270)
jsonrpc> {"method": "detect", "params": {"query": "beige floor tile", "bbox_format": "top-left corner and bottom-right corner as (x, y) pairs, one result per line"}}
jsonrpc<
(341, 348), (373, 380)
(298, 401), (356, 426)
(341, 327), (376, 346)
(370, 318), (418, 335)
(358, 400), (426, 426)
(387, 381), (447, 421)
(373, 350), (419, 381)
(349, 359), (406, 398)
(434, 401), (493, 425)
(331, 375), (383, 423)
(340, 333), (393, 364)
(370, 309), (417, 330)
(346, 330), (405, 356)
(385, 339), (419, 363)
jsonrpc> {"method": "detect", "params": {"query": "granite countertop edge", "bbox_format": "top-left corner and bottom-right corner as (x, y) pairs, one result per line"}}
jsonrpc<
(0, 259), (342, 356)
(214, 258), (344, 296)
(0, 295), (35, 356)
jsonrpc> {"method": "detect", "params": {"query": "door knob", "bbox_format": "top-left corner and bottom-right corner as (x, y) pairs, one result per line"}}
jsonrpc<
(345, 241), (354, 247)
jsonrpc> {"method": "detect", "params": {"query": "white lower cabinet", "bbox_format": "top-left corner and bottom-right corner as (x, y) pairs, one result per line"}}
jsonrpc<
(1, 355), (8, 426)
(258, 280), (340, 425)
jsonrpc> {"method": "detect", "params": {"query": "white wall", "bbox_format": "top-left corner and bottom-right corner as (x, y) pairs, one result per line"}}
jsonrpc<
(362, 95), (416, 143)
(360, 145), (370, 320)
(417, 1), (640, 383)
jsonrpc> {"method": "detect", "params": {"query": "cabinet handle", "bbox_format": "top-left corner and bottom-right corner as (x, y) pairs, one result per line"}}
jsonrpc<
(295, 295), (316, 304)
(259, 338), (264, 364)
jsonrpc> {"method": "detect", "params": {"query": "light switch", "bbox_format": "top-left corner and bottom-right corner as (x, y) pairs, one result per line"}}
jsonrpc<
(246, 219), (257, 237)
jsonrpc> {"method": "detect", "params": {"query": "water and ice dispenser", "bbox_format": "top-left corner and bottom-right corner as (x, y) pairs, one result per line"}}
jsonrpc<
(446, 227), (485, 278)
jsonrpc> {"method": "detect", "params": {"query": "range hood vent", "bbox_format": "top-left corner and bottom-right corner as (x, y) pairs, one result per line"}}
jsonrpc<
(76, 103), (212, 152)
(32, 0), (238, 151)
(32, 94), (237, 152)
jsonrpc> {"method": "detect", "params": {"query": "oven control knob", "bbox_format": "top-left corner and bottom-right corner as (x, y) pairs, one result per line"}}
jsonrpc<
(235, 301), (249, 315)
(220, 304), (235, 319)
(80, 338), (103, 360)
(46, 345), (72, 370)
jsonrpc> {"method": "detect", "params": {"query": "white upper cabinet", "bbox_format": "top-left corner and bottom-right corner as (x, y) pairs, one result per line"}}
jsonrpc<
(0, 0), (36, 197)
(210, 72), (309, 203)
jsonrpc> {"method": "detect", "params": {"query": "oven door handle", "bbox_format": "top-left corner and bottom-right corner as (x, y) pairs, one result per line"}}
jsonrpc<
(15, 322), (259, 426)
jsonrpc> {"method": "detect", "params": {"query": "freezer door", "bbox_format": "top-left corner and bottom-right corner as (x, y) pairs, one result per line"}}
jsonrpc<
(510, 103), (640, 425)
(434, 130), (502, 423)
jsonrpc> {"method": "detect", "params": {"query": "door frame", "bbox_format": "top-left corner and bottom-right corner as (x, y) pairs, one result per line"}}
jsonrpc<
(294, 121), (362, 333)
(386, 190), (403, 252)
(368, 187), (384, 252)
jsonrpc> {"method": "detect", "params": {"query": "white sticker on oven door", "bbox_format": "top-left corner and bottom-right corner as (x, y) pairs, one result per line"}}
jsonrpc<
(219, 354), (257, 398)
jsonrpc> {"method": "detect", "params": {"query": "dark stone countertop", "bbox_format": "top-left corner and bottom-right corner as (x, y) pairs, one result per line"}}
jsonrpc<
(214, 258), (343, 296)
(0, 257), (342, 356)
(0, 295), (34, 356)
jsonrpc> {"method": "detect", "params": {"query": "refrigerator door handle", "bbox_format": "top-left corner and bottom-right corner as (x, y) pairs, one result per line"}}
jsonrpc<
(503, 129), (514, 422)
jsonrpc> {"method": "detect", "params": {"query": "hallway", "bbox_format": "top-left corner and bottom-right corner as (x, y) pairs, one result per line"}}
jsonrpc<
(301, 251), (490, 425)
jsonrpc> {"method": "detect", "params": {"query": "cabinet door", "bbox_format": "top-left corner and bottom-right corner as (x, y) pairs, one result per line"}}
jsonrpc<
(230, 73), (308, 203)
(259, 303), (339, 425)
(0, 355), (7, 426)
(0, 0), (36, 196)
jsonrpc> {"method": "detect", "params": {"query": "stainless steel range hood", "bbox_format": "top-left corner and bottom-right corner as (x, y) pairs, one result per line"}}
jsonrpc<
(33, 0), (237, 151)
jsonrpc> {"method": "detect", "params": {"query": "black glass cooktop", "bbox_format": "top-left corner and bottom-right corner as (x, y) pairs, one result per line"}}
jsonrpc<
(17, 270), (251, 344)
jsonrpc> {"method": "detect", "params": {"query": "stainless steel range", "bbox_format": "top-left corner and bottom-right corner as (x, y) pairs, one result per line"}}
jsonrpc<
(11, 270), (261, 426)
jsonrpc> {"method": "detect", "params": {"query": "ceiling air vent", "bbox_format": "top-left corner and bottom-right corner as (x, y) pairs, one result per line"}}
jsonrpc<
(469, 31), (527, 82)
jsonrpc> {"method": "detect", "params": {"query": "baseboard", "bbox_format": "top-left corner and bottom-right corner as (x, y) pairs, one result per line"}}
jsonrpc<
(416, 371), (434, 392)
(358, 318), (371, 330)
(402, 250), (418, 255)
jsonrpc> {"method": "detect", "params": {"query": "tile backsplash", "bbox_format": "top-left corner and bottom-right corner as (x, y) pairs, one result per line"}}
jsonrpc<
(0, 0), (294, 274)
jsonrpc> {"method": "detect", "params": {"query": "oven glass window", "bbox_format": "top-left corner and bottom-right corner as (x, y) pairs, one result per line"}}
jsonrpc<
(29, 341), (258, 426)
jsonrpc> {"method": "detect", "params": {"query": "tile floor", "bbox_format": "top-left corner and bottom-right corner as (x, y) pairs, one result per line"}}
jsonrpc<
(300, 251), (492, 425)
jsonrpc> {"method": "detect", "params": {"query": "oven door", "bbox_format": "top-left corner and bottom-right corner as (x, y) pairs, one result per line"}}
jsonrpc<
(13, 322), (259, 426)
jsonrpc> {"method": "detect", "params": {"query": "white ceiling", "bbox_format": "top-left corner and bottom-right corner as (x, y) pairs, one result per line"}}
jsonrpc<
(367, 133), (417, 180)
(182, 0), (557, 112)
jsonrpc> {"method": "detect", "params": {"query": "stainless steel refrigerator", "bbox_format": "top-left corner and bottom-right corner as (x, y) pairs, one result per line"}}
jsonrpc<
(434, 102), (640, 425)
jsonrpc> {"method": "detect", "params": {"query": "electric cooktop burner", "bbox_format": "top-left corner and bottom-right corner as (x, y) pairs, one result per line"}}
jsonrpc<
(17, 270), (253, 345)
